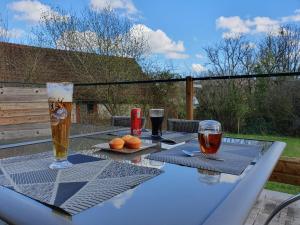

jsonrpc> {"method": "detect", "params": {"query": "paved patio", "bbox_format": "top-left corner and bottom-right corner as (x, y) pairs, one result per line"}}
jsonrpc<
(245, 189), (300, 225)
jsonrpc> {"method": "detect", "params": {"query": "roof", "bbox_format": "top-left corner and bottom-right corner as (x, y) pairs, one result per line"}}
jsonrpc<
(0, 41), (144, 84)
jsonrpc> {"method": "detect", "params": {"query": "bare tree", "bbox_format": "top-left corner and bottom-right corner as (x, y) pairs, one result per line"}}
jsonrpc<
(199, 36), (255, 132)
(0, 17), (9, 42)
(33, 6), (149, 115)
(257, 25), (300, 74)
(204, 36), (255, 76)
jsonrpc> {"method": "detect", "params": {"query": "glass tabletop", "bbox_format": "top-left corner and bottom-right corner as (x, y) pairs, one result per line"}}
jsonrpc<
(0, 127), (284, 225)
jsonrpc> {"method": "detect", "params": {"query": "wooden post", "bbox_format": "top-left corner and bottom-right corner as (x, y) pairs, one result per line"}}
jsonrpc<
(186, 76), (194, 120)
(93, 102), (98, 113)
(76, 103), (81, 124)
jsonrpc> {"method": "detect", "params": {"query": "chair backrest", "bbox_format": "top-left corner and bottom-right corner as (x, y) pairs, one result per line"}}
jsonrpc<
(111, 116), (146, 128)
(167, 118), (200, 133)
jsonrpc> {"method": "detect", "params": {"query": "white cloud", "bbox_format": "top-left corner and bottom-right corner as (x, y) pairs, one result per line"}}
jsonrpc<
(130, 24), (189, 59)
(250, 17), (280, 34)
(90, 0), (137, 14)
(195, 53), (204, 59)
(216, 16), (279, 38)
(216, 16), (250, 37)
(57, 24), (189, 59)
(8, 0), (65, 23)
(216, 9), (300, 38)
(282, 9), (300, 22)
(111, 189), (134, 209)
(192, 64), (207, 73)
(0, 27), (24, 39)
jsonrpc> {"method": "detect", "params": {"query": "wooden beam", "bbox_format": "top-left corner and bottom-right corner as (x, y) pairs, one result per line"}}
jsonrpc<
(186, 76), (194, 120)
(269, 157), (300, 186)
(269, 172), (300, 186)
(93, 103), (98, 113)
(76, 103), (81, 124)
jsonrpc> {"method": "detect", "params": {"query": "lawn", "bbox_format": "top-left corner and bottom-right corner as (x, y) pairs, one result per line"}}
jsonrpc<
(226, 133), (300, 194)
(226, 133), (300, 157)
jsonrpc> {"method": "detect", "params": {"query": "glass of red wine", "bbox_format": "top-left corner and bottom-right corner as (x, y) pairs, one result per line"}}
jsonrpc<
(198, 120), (222, 154)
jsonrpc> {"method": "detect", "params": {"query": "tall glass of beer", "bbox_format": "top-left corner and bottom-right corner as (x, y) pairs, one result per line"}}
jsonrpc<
(47, 82), (73, 169)
(149, 109), (164, 138)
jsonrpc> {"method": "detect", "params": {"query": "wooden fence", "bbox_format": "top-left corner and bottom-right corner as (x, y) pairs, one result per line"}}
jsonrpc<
(0, 87), (76, 140)
(270, 157), (300, 186)
(0, 87), (50, 141)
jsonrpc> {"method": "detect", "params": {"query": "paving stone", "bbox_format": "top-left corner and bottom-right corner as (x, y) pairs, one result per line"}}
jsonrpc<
(245, 190), (300, 225)
(253, 213), (269, 225)
(263, 202), (277, 214)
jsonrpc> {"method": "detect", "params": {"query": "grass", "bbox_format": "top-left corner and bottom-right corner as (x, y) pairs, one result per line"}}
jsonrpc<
(225, 133), (300, 157)
(265, 181), (300, 195)
(226, 133), (300, 194)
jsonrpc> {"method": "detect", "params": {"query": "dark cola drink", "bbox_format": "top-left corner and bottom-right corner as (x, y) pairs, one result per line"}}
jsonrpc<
(150, 116), (164, 136)
(149, 109), (164, 138)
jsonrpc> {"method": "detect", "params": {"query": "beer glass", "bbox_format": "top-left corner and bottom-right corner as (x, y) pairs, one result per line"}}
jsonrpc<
(149, 109), (164, 138)
(198, 120), (222, 154)
(47, 82), (73, 169)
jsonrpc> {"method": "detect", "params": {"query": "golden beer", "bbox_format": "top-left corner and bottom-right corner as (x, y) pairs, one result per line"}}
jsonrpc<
(47, 82), (73, 169)
(48, 101), (72, 160)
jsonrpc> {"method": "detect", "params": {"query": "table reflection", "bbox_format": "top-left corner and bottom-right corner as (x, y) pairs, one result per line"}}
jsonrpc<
(197, 169), (221, 185)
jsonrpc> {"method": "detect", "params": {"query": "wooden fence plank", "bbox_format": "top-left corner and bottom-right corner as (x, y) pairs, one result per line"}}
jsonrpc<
(0, 128), (51, 141)
(0, 115), (50, 126)
(0, 102), (48, 110)
(0, 87), (47, 95)
(0, 109), (49, 118)
(0, 123), (50, 132)
(0, 87), (48, 103)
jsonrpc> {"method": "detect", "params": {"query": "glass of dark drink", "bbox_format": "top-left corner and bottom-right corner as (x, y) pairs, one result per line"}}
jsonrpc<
(150, 109), (164, 138)
(198, 120), (222, 154)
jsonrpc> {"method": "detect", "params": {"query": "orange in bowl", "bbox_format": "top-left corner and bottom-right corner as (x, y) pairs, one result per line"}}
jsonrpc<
(109, 138), (125, 150)
(126, 137), (142, 149)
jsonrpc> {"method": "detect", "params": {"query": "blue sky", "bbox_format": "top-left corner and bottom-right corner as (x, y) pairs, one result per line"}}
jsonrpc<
(1, 0), (300, 74)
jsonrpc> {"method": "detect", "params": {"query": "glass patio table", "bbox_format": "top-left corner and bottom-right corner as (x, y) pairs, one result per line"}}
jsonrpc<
(0, 126), (286, 225)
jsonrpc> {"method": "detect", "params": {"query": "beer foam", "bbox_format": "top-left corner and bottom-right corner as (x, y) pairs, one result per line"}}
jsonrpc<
(47, 83), (73, 102)
(149, 109), (164, 117)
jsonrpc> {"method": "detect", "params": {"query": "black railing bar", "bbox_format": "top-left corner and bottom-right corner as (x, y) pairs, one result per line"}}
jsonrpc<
(74, 72), (300, 86)
(1, 71), (299, 87)
(193, 71), (299, 81)
(74, 78), (185, 86)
